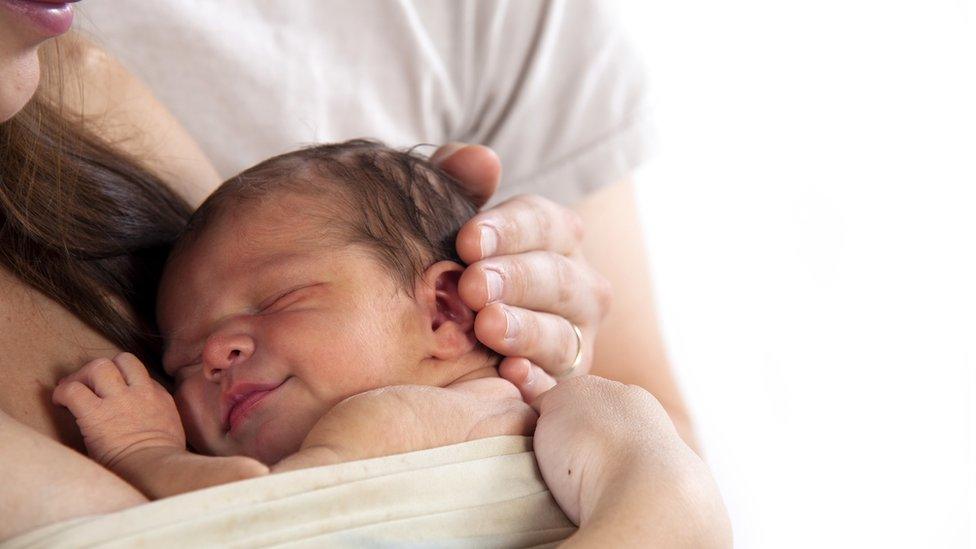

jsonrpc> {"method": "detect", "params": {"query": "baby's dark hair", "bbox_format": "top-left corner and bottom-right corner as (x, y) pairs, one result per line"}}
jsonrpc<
(175, 139), (479, 292)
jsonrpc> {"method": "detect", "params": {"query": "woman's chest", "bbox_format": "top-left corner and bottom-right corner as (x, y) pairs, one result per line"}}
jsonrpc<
(0, 268), (118, 449)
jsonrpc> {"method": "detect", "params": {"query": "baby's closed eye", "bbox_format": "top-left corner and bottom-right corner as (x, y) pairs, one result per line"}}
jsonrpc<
(256, 283), (324, 314)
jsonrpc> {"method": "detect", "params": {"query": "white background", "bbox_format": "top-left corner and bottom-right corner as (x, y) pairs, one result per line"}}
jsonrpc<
(620, 1), (975, 547)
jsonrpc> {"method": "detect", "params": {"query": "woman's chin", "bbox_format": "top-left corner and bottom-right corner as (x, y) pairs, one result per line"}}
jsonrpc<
(0, 49), (40, 122)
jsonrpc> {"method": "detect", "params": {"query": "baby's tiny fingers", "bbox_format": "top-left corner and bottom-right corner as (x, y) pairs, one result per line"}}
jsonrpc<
(113, 352), (151, 386)
(85, 358), (128, 397)
(52, 380), (100, 417)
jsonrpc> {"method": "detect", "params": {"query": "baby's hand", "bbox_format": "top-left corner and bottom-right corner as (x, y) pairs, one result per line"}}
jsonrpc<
(53, 353), (186, 469)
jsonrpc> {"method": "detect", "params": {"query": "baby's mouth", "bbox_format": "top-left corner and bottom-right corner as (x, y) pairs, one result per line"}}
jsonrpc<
(222, 378), (290, 434)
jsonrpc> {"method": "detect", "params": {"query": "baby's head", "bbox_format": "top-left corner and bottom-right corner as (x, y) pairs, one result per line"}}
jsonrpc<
(156, 140), (494, 464)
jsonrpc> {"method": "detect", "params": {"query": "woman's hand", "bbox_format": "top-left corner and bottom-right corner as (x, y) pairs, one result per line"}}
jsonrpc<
(431, 144), (612, 400)
(529, 376), (731, 547)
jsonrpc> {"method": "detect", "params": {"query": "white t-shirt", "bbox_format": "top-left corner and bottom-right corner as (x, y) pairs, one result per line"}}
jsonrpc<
(76, 0), (651, 205)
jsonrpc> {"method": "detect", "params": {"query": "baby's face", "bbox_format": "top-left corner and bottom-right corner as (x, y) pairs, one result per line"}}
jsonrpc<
(157, 193), (428, 464)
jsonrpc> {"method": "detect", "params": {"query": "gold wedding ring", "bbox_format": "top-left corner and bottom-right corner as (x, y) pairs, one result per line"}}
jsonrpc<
(555, 323), (584, 379)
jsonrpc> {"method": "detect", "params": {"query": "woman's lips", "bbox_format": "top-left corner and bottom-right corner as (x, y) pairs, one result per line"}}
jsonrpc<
(0, 0), (78, 37)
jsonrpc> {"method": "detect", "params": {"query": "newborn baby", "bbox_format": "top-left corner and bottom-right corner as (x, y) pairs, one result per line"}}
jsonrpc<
(54, 140), (535, 499)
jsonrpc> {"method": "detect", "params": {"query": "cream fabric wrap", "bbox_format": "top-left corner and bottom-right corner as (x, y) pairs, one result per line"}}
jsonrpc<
(6, 436), (574, 548)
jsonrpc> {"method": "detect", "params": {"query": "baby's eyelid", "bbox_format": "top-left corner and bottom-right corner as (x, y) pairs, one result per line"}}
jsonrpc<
(258, 285), (308, 311)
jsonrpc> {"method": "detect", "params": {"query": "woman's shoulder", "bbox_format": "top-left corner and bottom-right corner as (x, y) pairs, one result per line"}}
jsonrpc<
(45, 33), (220, 206)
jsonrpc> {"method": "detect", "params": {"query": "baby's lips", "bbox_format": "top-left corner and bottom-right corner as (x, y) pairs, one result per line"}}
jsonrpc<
(220, 378), (289, 433)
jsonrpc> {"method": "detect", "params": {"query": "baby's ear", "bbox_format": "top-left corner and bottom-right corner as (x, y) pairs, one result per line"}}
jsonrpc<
(416, 261), (477, 360)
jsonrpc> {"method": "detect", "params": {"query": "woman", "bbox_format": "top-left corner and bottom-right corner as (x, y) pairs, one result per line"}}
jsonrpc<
(0, 2), (728, 546)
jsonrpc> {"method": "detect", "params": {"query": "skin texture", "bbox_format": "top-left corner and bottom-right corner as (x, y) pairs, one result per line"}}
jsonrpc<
(156, 192), (499, 464)
(0, 2), (44, 121)
(0, 408), (148, 541)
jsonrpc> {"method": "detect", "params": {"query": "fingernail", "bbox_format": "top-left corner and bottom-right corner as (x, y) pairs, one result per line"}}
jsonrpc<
(523, 363), (535, 386)
(485, 269), (503, 303)
(429, 142), (466, 165)
(504, 307), (519, 339)
(480, 224), (498, 257)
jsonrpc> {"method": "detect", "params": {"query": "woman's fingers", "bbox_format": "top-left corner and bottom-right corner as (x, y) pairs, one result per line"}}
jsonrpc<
(498, 357), (557, 405)
(439, 156), (611, 381)
(456, 195), (584, 264)
(474, 303), (587, 375)
(459, 251), (612, 322)
(430, 143), (501, 208)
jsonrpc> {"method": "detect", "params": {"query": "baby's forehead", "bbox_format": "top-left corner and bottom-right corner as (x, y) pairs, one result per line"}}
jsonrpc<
(216, 186), (350, 240)
(157, 202), (356, 333)
(164, 192), (347, 282)
(224, 196), (343, 250)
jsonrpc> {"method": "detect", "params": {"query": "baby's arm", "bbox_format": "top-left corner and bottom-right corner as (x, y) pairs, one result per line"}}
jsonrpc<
(273, 377), (536, 473)
(53, 353), (268, 499)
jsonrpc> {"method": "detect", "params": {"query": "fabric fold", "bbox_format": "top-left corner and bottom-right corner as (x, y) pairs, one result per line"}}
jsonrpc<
(6, 436), (574, 548)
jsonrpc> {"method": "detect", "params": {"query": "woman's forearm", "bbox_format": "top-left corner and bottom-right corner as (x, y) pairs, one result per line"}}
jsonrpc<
(0, 410), (146, 541)
(574, 179), (699, 453)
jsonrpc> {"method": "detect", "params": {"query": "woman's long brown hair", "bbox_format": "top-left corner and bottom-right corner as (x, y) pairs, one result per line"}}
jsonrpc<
(0, 39), (192, 362)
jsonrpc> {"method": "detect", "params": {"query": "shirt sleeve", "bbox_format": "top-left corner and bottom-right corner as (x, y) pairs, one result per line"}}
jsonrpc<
(455, 0), (653, 205)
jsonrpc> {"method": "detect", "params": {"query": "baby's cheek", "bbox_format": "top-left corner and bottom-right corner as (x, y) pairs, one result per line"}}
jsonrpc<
(174, 382), (220, 453)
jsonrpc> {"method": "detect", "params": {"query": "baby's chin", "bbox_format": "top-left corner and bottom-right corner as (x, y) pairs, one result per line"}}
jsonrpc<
(193, 412), (315, 465)
(240, 415), (315, 465)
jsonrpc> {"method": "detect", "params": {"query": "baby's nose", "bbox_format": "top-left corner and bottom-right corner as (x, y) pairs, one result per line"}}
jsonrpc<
(201, 332), (255, 381)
